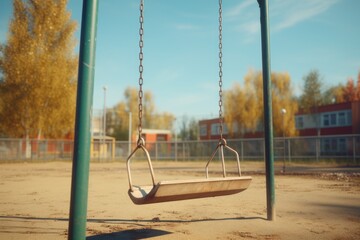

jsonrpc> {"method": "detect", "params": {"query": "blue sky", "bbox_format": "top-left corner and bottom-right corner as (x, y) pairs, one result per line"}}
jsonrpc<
(1, 0), (359, 119)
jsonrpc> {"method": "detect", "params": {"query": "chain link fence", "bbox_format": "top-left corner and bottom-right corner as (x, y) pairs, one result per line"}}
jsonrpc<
(0, 135), (359, 164)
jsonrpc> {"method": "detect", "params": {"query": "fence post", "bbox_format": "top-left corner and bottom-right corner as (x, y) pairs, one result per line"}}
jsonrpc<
(182, 142), (185, 161)
(155, 142), (158, 161)
(353, 135), (356, 164)
(288, 139), (291, 163)
(240, 139), (244, 162)
(175, 139), (178, 161)
(18, 139), (22, 160)
(282, 138), (286, 173)
(316, 137), (320, 161)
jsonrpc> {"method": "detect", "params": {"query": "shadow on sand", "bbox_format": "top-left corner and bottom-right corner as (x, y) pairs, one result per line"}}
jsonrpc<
(86, 229), (172, 240)
(85, 217), (265, 240)
(0, 215), (265, 239)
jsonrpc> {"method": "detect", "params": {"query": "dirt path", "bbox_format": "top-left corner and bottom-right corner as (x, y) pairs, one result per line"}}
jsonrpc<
(0, 161), (359, 239)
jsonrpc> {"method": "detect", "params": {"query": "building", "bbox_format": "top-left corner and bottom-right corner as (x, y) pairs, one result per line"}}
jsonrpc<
(199, 101), (360, 140)
(295, 101), (360, 136)
(132, 129), (172, 143)
(295, 101), (360, 156)
(90, 133), (115, 159)
(198, 118), (262, 140)
(199, 118), (228, 140)
(199, 101), (360, 157)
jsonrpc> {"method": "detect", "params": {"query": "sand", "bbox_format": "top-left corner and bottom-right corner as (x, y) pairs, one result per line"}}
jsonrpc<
(0, 161), (359, 239)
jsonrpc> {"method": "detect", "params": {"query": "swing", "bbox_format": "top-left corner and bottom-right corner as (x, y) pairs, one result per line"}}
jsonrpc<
(126, 0), (251, 205)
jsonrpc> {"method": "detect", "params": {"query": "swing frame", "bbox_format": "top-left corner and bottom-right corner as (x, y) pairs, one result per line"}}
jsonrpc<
(69, 1), (274, 238)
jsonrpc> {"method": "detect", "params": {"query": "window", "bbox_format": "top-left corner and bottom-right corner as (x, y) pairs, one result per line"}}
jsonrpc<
(200, 125), (207, 136)
(321, 110), (352, 127)
(330, 113), (337, 125)
(156, 135), (166, 141)
(338, 112), (346, 125)
(295, 116), (304, 129)
(323, 114), (329, 126)
(211, 123), (220, 135)
(337, 110), (352, 126)
(346, 111), (352, 125)
(338, 138), (346, 152)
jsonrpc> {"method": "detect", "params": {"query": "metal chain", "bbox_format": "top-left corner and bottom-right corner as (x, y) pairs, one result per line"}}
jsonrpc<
(136, 0), (223, 141)
(138, 0), (144, 141)
(218, 0), (224, 139)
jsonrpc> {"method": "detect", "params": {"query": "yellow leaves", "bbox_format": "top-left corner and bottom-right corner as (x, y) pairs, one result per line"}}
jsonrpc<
(0, 0), (77, 138)
(225, 70), (263, 136)
(224, 69), (299, 137)
(108, 87), (175, 140)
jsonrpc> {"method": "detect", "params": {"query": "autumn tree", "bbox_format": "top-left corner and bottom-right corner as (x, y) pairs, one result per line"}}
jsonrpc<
(224, 70), (298, 137)
(321, 71), (360, 104)
(322, 84), (344, 104)
(106, 87), (175, 140)
(342, 75), (360, 102)
(0, 0), (77, 138)
(107, 87), (143, 141)
(298, 70), (323, 135)
(152, 112), (175, 130)
(178, 116), (199, 141)
(299, 70), (323, 112)
(107, 102), (128, 140)
(224, 71), (262, 137)
(271, 72), (298, 137)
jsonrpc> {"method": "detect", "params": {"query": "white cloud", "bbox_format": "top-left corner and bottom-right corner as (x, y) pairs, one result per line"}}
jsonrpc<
(225, 0), (256, 19)
(272, 0), (340, 31)
(238, 20), (260, 35)
(224, 0), (340, 43)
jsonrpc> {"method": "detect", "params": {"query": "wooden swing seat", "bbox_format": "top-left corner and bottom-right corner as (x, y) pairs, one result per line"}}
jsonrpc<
(127, 138), (251, 205)
(128, 176), (252, 205)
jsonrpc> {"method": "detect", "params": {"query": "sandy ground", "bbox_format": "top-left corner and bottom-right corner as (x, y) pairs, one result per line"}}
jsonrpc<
(0, 161), (359, 240)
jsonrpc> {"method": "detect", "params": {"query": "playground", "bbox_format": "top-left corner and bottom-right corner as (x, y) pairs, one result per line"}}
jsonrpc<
(0, 161), (359, 239)
(1, 0), (359, 239)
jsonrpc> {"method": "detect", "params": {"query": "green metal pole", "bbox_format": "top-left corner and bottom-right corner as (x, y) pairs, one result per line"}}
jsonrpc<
(68, 0), (99, 239)
(257, 0), (276, 221)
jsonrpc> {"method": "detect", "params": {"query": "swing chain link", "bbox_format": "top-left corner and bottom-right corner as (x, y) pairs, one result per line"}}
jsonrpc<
(218, 0), (224, 139)
(137, 0), (224, 142)
(138, 0), (144, 142)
